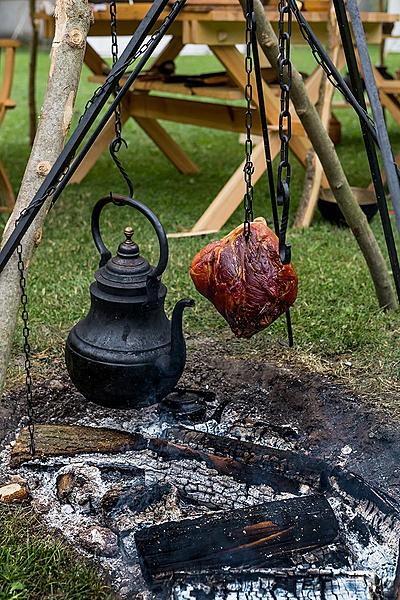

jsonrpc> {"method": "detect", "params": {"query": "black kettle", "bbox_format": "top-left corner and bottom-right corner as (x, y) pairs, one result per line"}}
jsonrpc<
(65, 194), (194, 409)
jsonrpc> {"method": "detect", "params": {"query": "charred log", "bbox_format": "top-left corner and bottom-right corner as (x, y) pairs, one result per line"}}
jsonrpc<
(159, 427), (330, 492)
(135, 494), (339, 587)
(10, 424), (146, 467)
(168, 569), (382, 600)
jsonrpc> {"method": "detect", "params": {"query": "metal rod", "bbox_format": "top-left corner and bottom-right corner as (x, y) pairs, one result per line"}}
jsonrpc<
(0, 0), (185, 275)
(251, 9), (293, 346)
(345, 0), (400, 234)
(333, 0), (400, 302)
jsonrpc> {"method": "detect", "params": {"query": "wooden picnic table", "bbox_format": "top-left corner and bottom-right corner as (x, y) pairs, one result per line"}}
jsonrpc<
(38, 3), (400, 232)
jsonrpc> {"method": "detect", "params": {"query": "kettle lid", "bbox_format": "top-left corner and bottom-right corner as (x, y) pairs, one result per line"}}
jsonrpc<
(95, 226), (156, 297)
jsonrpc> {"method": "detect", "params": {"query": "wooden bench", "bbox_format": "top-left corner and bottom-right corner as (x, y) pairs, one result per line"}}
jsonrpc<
(0, 39), (20, 214)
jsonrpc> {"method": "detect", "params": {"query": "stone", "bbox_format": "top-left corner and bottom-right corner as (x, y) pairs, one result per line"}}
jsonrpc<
(56, 464), (104, 514)
(78, 525), (119, 558)
(0, 482), (29, 503)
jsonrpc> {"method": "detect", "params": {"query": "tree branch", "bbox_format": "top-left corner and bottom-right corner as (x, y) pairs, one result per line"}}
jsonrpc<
(0, 0), (92, 394)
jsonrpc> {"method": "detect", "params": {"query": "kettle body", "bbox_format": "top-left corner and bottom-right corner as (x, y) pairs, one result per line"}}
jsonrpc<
(65, 195), (193, 409)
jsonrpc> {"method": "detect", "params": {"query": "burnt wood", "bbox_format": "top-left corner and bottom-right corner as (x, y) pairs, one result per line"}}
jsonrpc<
(169, 569), (382, 600)
(135, 494), (339, 587)
(158, 426), (330, 492)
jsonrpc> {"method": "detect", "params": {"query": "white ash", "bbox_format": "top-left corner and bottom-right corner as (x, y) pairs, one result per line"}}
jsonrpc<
(1, 411), (399, 599)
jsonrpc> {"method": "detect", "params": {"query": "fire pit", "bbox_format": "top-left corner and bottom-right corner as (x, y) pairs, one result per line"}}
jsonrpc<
(1, 342), (399, 599)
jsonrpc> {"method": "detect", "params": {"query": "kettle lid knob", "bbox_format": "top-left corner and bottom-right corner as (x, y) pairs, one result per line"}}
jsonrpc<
(117, 226), (140, 259)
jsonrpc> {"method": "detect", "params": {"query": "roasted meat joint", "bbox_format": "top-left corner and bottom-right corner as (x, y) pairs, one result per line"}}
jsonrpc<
(190, 218), (298, 338)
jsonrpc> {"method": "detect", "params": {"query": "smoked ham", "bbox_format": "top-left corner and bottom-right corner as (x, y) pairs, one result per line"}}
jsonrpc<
(190, 218), (298, 338)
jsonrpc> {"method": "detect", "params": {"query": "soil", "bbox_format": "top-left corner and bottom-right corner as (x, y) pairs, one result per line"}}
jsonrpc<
(1, 336), (400, 502)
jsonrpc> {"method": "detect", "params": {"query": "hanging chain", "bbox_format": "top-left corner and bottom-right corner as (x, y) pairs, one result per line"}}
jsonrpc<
(109, 0), (134, 197)
(249, 4), (294, 347)
(110, 0), (122, 143)
(243, 0), (254, 240)
(277, 0), (292, 265)
(16, 242), (35, 456)
(9, 0), (186, 456)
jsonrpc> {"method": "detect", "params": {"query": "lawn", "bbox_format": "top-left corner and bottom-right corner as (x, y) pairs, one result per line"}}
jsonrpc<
(0, 506), (114, 599)
(1, 45), (399, 401)
(0, 41), (399, 597)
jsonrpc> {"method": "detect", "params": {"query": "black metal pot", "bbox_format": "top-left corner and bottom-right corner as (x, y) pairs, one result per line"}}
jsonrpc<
(318, 187), (378, 226)
(65, 194), (194, 409)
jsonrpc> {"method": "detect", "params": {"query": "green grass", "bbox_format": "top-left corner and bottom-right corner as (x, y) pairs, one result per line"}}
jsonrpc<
(1, 46), (399, 397)
(0, 506), (113, 599)
(0, 41), (400, 599)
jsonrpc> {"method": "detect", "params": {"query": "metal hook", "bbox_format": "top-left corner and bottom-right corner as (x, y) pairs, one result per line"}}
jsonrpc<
(109, 137), (134, 198)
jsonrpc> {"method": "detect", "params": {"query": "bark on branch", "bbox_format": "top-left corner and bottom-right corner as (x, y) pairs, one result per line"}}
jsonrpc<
(243, 0), (397, 311)
(29, 0), (39, 146)
(0, 0), (92, 394)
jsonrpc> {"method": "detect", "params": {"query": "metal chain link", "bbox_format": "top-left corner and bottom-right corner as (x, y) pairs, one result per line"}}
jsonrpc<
(110, 0), (123, 143)
(10, 0), (186, 456)
(16, 242), (35, 456)
(243, 0), (254, 240)
(277, 0), (292, 265)
(109, 0), (134, 197)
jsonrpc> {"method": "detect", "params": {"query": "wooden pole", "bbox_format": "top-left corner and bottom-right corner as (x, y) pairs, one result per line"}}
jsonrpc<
(29, 0), (39, 146)
(0, 0), (92, 394)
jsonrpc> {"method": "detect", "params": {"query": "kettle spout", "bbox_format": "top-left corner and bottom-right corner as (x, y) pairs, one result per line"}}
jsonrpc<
(160, 298), (194, 379)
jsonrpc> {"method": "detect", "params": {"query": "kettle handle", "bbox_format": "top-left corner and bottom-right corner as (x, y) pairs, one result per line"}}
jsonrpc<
(91, 194), (169, 285)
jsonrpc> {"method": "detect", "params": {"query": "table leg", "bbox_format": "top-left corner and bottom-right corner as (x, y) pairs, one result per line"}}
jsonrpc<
(84, 43), (110, 76)
(135, 117), (199, 174)
(0, 158), (15, 213)
(174, 132), (281, 236)
(70, 102), (131, 184)
(151, 35), (184, 68)
(73, 40), (198, 182)
(372, 65), (400, 126)
(210, 45), (312, 165)
(294, 45), (341, 227)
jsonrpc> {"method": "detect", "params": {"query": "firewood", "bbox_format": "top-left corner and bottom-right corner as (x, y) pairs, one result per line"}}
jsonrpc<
(10, 424), (146, 467)
(159, 427), (329, 491)
(135, 494), (339, 587)
(170, 569), (382, 600)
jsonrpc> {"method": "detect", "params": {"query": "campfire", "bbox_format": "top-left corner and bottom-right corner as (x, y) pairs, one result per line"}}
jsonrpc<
(1, 352), (399, 599)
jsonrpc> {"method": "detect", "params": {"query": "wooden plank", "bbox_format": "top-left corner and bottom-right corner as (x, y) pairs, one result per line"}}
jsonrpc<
(36, 8), (400, 29)
(135, 495), (339, 587)
(10, 424), (146, 467)
(88, 74), (243, 100)
(129, 93), (304, 136)
(135, 117), (199, 174)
